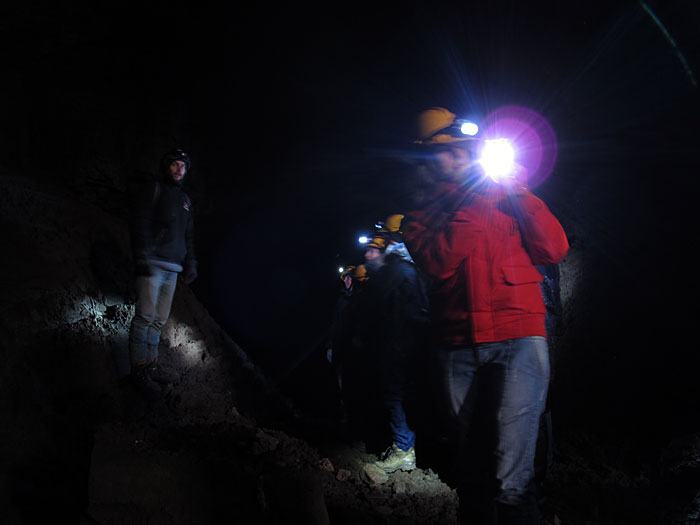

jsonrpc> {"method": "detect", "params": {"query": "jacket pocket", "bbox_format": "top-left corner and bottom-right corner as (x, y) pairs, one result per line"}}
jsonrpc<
(502, 265), (543, 285)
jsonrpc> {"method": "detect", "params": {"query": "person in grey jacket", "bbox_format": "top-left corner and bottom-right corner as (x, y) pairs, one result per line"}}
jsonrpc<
(128, 148), (197, 396)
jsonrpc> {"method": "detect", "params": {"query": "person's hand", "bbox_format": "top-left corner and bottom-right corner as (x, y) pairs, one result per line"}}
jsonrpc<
(498, 166), (529, 195)
(181, 263), (198, 284)
(501, 178), (528, 195)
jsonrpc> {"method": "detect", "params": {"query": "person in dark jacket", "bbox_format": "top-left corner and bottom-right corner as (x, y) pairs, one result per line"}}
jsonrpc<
(128, 148), (197, 396)
(327, 265), (358, 393)
(403, 108), (569, 524)
(350, 217), (430, 472)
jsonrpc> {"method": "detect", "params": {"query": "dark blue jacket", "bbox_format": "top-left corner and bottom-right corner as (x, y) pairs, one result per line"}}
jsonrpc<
(129, 177), (196, 272)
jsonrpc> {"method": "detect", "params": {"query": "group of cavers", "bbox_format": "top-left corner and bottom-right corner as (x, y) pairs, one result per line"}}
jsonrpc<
(127, 107), (568, 524)
(327, 213), (432, 473)
(326, 213), (563, 477)
(320, 106), (569, 525)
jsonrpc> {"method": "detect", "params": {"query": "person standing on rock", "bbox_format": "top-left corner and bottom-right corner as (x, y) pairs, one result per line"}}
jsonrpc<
(348, 218), (429, 473)
(403, 108), (569, 524)
(127, 148), (197, 396)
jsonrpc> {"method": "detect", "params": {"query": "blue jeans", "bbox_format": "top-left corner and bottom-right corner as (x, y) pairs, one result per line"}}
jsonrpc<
(381, 336), (422, 452)
(437, 336), (550, 523)
(129, 268), (178, 366)
(383, 389), (416, 451)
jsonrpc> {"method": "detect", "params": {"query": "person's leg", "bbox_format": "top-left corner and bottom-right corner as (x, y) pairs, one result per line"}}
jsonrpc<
(144, 269), (178, 363)
(381, 353), (417, 452)
(492, 336), (550, 525)
(383, 394), (415, 451)
(438, 347), (496, 524)
(374, 357), (417, 472)
(129, 273), (161, 367)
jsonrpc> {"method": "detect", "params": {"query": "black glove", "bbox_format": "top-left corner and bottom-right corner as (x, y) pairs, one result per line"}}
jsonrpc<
(181, 263), (198, 284)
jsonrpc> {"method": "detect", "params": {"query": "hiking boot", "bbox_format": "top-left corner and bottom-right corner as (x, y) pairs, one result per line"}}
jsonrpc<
(374, 443), (416, 473)
(147, 359), (180, 385)
(131, 363), (161, 398)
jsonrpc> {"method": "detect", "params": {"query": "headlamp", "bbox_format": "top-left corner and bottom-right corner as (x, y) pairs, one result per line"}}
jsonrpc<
(472, 105), (559, 188)
(436, 119), (479, 140)
(478, 139), (516, 182)
(358, 236), (369, 245)
(455, 119), (479, 136)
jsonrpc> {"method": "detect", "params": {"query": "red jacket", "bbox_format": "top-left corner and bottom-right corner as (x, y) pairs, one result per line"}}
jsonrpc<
(404, 180), (569, 346)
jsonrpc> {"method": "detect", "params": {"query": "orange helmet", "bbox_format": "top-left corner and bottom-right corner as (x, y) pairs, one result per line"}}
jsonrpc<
(353, 264), (368, 283)
(339, 265), (356, 281)
(415, 107), (478, 145)
(365, 235), (387, 251)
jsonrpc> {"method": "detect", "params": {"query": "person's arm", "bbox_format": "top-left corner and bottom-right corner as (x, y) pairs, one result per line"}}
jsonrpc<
(181, 197), (198, 284)
(404, 208), (478, 281)
(506, 191), (569, 265)
(129, 181), (156, 275)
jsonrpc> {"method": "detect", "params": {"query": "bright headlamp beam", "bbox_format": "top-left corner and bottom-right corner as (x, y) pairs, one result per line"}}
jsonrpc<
(479, 139), (516, 181)
(460, 122), (479, 136)
(358, 236), (369, 244)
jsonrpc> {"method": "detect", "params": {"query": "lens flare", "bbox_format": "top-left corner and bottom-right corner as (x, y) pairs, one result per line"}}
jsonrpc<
(480, 139), (515, 182)
(477, 106), (558, 188)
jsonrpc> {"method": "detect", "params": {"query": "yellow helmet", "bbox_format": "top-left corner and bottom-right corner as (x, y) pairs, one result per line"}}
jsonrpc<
(382, 214), (404, 234)
(365, 235), (388, 251)
(353, 264), (368, 283)
(415, 107), (477, 145)
(340, 265), (356, 281)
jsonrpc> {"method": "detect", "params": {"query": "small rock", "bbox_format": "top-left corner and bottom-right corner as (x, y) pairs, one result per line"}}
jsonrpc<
(360, 464), (389, 485)
(250, 430), (279, 455)
(392, 480), (407, 494)
(319, 457), (334, 472)
(336, 469), (352, 481)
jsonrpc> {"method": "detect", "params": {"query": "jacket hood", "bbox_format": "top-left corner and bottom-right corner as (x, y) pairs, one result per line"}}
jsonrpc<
(385, 242), (415, 265)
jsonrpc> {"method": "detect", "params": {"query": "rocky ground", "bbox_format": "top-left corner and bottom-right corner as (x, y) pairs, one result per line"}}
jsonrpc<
(1, 169), (699, 524)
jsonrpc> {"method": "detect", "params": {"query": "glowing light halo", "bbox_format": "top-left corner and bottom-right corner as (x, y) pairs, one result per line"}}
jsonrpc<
(460, 121), (479, 136)
(477, 106), (558, 188)
(480, 138), (516, 182)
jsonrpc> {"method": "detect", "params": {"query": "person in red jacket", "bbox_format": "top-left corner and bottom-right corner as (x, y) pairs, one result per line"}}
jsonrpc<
(403, 108), (569, 525)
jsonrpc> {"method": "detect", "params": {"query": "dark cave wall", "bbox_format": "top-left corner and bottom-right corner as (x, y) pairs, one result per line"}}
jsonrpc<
(0, 174), (133, 519)
(541, 112), (700, 461)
